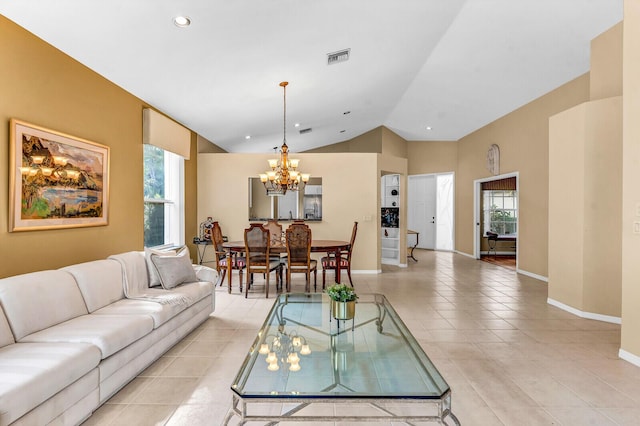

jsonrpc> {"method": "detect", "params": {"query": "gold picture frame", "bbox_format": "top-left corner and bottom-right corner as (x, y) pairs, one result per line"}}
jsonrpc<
(9, 119), (110, 231)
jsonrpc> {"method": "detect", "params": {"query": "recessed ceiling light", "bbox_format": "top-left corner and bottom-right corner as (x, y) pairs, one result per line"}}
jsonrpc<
(173, 16), (191, 27)
(426, 126), (432, 131)
(294, 123), (300, 128)
(245, 135), (251, 140)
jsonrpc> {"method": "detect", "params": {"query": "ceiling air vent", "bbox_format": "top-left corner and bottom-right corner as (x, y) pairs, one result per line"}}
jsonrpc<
(327, 48), (350, 65)
(299, 127), (312, 135)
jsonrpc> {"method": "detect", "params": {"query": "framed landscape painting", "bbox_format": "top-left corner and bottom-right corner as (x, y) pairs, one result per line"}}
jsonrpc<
(9, 119), (110, 231)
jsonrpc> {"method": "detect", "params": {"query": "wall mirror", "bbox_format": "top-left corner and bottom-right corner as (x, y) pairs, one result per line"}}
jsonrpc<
(248, 177), (322, 221)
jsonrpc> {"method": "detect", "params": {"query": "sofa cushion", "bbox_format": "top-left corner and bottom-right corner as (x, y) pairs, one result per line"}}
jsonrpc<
(168, 281), (212, 306)
(92, 299), (183, 328)
(149, 248), (198, 290)
(62, 259), (125, 313)
(0, 342), (100, 425)
(19, 314), (154, 359)
(0, 305), (15, 349)
(0, 270), (88, 341)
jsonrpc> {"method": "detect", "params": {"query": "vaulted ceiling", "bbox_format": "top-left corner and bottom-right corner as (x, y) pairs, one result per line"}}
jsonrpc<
(0, 1), (623, 153)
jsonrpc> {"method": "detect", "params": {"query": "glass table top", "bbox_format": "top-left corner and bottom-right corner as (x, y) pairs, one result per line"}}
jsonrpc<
(231, 293), (450, 400)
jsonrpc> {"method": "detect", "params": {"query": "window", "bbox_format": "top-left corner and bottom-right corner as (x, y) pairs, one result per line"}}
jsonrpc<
(143, 144), (184, 247)
(483, 190), (517, 236)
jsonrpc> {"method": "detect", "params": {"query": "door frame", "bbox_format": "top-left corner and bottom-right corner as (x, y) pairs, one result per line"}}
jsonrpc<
(473, 172), (519, 264)
(408, 172), (455, 252)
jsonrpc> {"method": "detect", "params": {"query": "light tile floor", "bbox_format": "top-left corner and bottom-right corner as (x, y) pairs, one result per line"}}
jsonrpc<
(82, 251), (640, 425)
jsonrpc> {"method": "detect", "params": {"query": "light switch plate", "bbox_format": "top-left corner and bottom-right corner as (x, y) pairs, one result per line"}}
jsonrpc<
(634, 221), (640, 234)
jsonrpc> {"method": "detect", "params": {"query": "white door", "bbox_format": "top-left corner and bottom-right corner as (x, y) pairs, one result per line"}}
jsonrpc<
(408, 175), (436, 249)
(408, 173), (454, 251)
(435, 173), (454, 251)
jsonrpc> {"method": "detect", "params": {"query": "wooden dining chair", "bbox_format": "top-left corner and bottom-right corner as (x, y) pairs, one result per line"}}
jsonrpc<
(264, 219), (283, 246)
(322, 221), (358, 288)
(212, 221), (246, 292)
(244, 223), (282, 298)
(263, 219), (286, 265)
(285, 222), (317, 292)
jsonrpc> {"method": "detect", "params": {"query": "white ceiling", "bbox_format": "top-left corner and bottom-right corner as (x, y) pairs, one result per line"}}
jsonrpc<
(0, 1), (623, 153)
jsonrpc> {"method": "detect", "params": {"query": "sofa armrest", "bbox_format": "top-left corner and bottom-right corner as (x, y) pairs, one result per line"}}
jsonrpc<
(192, 264), (220, 287)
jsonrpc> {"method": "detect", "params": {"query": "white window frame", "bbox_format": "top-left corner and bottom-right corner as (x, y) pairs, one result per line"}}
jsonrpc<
(482, 190), (518, 237)
(144, 147), (185, 248)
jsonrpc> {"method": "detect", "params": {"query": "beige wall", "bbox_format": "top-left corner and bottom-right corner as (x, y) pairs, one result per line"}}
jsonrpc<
(406, 141), (457, 175)
(455, 74), (591, 277)
(306, 127), (383, 153)
(621, 0), (640, 358)
(197, 134), (226, 153)
(0, 16), (198, 277)
(549, 97), (622, 316)
(183, 134), (199, 261)
(197, 153), (380, 273)
(548, 105), (587, 306)
(591, 22), (623, 101)
(381, 127), (408, 158)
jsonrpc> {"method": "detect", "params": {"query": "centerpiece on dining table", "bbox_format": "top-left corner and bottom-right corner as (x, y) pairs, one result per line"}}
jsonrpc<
(325, 283), (358, 320)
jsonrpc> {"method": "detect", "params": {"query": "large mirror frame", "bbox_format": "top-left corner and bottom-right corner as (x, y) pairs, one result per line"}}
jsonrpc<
(248, 177), (322, 221)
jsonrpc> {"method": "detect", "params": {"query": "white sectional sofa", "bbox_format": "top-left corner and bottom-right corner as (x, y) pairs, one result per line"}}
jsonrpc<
(0, 250), (217, 426)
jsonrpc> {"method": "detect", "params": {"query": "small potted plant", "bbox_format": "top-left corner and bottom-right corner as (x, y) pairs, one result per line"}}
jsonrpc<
(325, 283), (358, 320)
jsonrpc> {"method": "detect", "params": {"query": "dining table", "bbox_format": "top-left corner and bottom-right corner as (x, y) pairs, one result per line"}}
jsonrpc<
(221, 239), (350, 294)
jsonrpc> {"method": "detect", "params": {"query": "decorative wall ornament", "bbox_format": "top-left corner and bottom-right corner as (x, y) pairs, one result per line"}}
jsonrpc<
(9, 119), (110, 231)
(486, 144), (500, 176)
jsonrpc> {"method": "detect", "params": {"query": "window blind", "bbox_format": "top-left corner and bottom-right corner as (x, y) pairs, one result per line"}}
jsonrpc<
(481, 176), (516, 191)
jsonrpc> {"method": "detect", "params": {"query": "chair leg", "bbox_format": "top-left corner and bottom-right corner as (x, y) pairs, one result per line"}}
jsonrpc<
(313, 269), (317, 291)
(322, 269), (326, 289)
(347, 267), (353, 287)
(219, 269), (227, 287)
(244, 269), (249, 298)
(265, 270), (269, 298)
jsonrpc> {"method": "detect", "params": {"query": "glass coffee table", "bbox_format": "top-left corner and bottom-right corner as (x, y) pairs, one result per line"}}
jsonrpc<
(223, 293), (460, 425)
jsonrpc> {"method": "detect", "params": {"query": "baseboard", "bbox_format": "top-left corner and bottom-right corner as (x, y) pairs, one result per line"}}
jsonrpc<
(547, 298), (622, 324)
(480, 251), (517, 256)
(619, 349), (640, 367)
(517, 269), (548, 282)
(454, 250), (475, 259)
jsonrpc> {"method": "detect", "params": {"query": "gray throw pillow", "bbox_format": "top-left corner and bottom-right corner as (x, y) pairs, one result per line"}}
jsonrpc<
(149, 247), (197, 290)
(145, 247), (177, 287)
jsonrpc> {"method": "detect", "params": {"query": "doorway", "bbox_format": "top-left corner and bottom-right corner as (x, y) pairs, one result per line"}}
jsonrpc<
(407, 173), (454, 251)
(473, 173), (519, 268)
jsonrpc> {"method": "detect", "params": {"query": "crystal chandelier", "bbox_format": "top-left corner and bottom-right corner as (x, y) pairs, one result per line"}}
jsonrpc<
(259, 81), (310, 197)
(258, 326), (311, 372)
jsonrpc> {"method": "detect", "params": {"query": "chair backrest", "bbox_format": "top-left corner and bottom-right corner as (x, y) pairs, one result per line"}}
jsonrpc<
(346, 221), (358, 260)
(244, 223), (271, 267)
(264, 219), (283, 246)
(286, 223), (312, 267)
(212, 221), (225, 253)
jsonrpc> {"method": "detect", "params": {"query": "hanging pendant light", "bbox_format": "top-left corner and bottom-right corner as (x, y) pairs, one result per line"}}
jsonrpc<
(259, 81), (310, 196)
